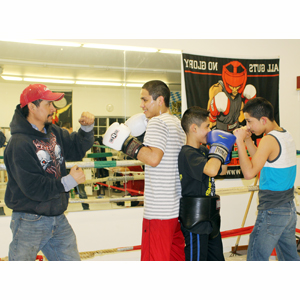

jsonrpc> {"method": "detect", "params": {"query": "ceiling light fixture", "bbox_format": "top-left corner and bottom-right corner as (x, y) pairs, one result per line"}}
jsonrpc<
(1, 75), (22, 81)
(125, 83), (144, 87)
(1, 75), (168, 88)
(24, 77), (75, 84)
(75, 81), (123, 86)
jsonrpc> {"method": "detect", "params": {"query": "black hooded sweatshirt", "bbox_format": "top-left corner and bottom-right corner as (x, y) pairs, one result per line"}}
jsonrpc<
(4, 104), (94, 216)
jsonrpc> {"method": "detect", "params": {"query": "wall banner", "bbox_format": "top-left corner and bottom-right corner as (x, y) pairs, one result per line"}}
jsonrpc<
(52, 91), (73, 129)
(182, 53), (280, 178)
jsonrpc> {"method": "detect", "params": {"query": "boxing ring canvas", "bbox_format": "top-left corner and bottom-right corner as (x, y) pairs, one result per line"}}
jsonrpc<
(182, 53), (280, 178)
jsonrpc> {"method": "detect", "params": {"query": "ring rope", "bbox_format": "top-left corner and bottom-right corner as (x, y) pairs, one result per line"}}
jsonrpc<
(85, 175), (144, 184)
(0, 160), (144, 171)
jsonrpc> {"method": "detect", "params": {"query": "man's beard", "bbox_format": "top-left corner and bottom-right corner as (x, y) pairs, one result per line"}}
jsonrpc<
(44, 117), (53, 127)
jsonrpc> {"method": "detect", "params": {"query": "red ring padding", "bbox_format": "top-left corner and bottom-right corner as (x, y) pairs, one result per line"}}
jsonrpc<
(221, 226), (254, 238)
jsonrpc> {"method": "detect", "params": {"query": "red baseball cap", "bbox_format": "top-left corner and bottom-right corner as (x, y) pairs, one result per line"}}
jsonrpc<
(20, 84), (65, 108)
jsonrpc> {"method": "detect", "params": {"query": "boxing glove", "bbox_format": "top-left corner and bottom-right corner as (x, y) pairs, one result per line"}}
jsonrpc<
(103, 122), (144, 159)
(207, 130), (236, 164)
(224, 151), (232, 165)
(125, 113), (148, 137)
(209, 92), (231, 122)
(242, 84), (256, 104)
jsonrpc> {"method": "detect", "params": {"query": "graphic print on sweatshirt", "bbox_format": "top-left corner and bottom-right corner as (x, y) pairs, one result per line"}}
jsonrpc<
(33, 133), (63, 178)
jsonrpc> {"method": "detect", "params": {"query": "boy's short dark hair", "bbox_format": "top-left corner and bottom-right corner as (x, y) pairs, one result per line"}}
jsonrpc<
(181, 106), (210, 133)
(243, 97), (275, 121)
(142, 80), (170, 108)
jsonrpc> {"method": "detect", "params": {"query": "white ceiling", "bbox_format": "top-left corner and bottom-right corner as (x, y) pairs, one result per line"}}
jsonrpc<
(0, 40), (181, 87)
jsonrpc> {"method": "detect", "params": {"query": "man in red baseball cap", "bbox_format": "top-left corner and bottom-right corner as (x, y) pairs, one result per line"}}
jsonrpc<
(20, 84), (65, 108)
(20, 84), (66, 132)
(4, 83), (95, 261)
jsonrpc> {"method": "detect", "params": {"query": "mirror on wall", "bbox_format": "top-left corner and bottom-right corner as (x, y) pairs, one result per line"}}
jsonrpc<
(0, 40), (182, 215)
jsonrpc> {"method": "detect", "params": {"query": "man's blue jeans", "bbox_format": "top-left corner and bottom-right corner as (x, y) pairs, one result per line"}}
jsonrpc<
(9, 212), (81, 261)
(247, 200), (300, 261)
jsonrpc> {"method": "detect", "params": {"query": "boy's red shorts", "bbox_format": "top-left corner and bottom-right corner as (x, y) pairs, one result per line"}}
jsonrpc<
(141, 217), (185, 261)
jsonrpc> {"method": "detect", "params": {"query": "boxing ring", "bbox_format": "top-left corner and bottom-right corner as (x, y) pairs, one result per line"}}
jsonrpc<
(0, 151), (300, 261)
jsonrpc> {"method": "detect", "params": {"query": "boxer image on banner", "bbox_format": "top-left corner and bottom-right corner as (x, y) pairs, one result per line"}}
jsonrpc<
(207, 61), (256, 132)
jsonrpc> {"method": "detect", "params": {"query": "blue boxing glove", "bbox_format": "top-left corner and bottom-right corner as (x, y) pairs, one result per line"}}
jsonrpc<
(207, 130), (236, 164)
(224, 151), (232, 165)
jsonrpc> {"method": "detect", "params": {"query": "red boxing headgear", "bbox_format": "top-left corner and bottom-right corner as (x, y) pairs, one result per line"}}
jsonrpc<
(222, 61), (247, 95)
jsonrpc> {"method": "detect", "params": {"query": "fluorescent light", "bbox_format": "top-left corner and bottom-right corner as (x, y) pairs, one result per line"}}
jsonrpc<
(1, 76), (141, 86)
(0, 39), (82, 47)
(24, 78), (75, 84)
(76, 81), (122, 86)
(1, 76), (154, 88)
(125, 83), (143, 87)
(1, 75), (22, 81)
(83, 43), (158, 53)
(2, 75), (75, 84)
(159, 49), (182, 54)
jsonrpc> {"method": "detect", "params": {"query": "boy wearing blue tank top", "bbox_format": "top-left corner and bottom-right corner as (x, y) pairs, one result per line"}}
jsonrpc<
(234, 97), (300, 261)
